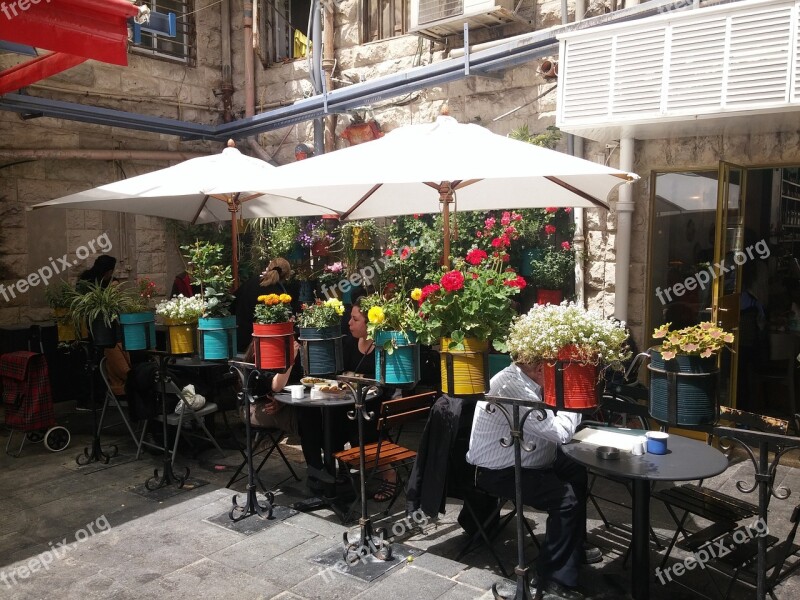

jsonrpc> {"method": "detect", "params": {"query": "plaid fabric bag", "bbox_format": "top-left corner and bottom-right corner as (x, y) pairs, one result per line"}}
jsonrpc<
(1, 351), (56, 431)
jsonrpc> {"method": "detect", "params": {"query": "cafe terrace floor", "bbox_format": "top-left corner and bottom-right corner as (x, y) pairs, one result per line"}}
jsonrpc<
(1, 403), (799, 600)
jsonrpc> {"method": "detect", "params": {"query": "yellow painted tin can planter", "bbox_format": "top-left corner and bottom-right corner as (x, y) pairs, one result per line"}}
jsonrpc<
(439, 337), (489, 395)
(162, 318), (197, 355)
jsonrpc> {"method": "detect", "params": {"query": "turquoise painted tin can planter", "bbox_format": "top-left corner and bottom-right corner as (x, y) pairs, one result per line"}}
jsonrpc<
(298, 325), (343, 375)
(648, 348), (718, 426)
(374, 331), (420, 385)
(198, 315), (237, 360)
(119, 312), (156, 351)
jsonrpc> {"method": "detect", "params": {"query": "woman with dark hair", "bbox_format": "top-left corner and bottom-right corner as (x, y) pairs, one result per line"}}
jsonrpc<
(78, 255), (117, 289)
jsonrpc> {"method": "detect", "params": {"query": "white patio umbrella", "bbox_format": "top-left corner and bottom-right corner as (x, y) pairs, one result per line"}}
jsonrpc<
(33, 141), (335, 286)
(257, 116), (639, 262)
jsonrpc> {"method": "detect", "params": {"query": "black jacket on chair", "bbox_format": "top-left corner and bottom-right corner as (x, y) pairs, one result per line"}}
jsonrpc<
(406, 394), (465, 518)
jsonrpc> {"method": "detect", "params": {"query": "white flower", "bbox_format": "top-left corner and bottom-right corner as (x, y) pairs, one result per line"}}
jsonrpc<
(155, 294), (206, 323)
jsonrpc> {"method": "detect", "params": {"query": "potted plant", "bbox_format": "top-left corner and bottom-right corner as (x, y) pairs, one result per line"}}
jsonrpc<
(297, 218), (335, 257)
(183, 241), (237, 360)
(154, 294), (205, 354)
(416, 243), (527, 395)
(118, 277), (159, 351)
(69, 281), (136, 348)
(45, 280), (83, 342)
(506, 302), (631, 410)
(649, 322), (735, 426)
(317, 261), (345, 299)
(267, 218), (303, 261)
(528, 243), (576, 305)
(341, 219), (377, 251)
(252, 293), (295, 371)
(360, 290), (422, 385)
(296, 298), (345, 375)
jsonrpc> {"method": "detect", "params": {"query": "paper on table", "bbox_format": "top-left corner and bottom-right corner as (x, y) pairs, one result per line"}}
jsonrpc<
(571, 426), (644, 452)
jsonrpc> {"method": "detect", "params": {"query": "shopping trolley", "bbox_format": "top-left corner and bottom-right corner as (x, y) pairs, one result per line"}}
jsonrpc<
(2, 350), (70, 457)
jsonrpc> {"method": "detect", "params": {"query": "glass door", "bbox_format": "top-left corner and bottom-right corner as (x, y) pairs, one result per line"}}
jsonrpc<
(712, 162), (746, 407)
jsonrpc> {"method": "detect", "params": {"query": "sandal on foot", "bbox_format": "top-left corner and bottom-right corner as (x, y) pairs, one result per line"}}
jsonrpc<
(372, 480), (398, 502)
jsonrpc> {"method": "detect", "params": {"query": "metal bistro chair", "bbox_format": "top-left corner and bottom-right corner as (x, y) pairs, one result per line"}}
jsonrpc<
(97, 357), (140, 449)
(136, 379), (225, 466)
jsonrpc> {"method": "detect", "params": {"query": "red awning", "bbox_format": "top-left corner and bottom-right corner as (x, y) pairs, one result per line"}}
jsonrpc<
(0, 0), (138, 95)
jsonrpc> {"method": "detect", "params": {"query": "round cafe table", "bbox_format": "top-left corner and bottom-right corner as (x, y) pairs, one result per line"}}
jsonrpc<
(561, 432), (728, 600)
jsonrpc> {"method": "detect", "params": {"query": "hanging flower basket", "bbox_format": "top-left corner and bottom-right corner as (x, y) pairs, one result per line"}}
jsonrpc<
(351, 226), (372, 250)
(253, 322), (294, 371)
(542, 345), (601, 410)
(311, 239), (330, 257)
(439, 337), (489, 396)
(119, 311), (156, 351)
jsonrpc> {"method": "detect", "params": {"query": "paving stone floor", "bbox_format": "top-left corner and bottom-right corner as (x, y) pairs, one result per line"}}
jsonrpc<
(1, 404), (799, 599)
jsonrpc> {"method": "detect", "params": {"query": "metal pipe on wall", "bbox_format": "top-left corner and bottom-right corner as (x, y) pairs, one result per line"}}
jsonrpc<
(311, 0), (324, 154)
(573, 0), (586, 307)
(322, 0), (337, 153)
(220, 0), (233, 122)
(615, 136), (635, 323)
(243, 1), (255, 117)
(0, 149), (208, 160)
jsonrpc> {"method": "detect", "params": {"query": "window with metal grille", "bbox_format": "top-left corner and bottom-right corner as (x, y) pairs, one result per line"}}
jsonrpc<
(362, 0), (409, 42)
(256, 0), (311, 65)
(132, 0), (195, 64)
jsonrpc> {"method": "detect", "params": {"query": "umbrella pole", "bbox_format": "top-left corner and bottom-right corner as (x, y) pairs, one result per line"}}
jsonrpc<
(440, 184), (453, 269)
(228, 194), (240, 289)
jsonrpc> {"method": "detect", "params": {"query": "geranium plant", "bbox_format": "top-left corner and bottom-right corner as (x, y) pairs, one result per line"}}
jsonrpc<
(506, 302), (630, 369)
(155, 294), (205, 324)
(416, 246), (527, 352)
(652, 322), (734, 360)
(126, 277), (160, 312)
(254, 293), (294, 324)
(296, 298), (345, 328)
(317, 261), (344, 286)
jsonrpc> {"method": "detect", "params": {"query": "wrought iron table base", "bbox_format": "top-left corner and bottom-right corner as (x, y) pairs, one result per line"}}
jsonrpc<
(76, 343), (118, 466)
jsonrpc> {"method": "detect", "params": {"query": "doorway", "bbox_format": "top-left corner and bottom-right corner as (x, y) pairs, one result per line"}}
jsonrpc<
(648, 164), (795, 416)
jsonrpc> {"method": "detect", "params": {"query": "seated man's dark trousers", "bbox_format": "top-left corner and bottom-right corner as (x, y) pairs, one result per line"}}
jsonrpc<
(475, 449), (586, 589)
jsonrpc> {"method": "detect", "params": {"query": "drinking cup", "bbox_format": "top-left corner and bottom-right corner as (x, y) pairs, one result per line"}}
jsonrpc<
(646, 431), (669, 455)
(288, 384), (305, 400)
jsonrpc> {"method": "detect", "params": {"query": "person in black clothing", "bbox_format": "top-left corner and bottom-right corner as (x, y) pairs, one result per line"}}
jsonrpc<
(78, 255), (117, 289)
(231, 257), (298, 353)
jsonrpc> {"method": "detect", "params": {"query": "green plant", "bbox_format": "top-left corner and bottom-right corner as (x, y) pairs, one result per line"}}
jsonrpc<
(506, 302), (630, 368)
(652, 322), (735, 360)
(182, 241), (234, 318)
(267, 218), (301, 258)
(297, 298), (345, 328)
(45, 281), (74, 310)
(316, 261), (344, 286)
(125, 277), (160, 312)
(154, 294), (205, 323)
(529, 245), (576, 291)
(360, 290), (421, 349)
(254, 293), (294, 324)
(508, 124), (562, 149)
(416, 246), (527, 352)
(69, 281), (136, 328)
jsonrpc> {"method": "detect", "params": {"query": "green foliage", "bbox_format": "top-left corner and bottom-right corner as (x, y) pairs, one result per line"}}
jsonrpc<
(508, 124), (562, 149)
(529, 246), (576, 291)
(44, 280), (74, 310)
(254, 293), (294, 324)
(182, 241), (234, 317)
(297, 298), (345, 328)
(68, 282), (137, 328)
(266, 218), (301, 259)
(360, 291), (421, 350)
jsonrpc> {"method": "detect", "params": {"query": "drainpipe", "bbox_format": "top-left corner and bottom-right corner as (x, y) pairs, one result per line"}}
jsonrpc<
(311, 0), (324, 154)
(573, 0), (586, 308)
(615, 136), (635, 323)
(220, 0), (234, 122)
(244, 1), (255, 118)
(322, 0), (337, 153)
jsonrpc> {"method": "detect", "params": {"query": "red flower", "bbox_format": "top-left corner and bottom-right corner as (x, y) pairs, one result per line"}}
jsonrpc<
(504, 276), (527, 289)
(564, 207), (573, 214)
(505, 226), (517, 236)
(475, 230), (483, 238)
(501, 211), (511, 226)
(491, 237), (503, 248)
(545, 207), (558, 213)
(561, 241), (571, 251)
(465, 248), (488, 265)
(400, 246), (411, 260)
(413, 213), (421, 219)
(485, 217), (496, 229)
(502, 254), (510, 262)
(440, 270), (465, 292)
(419, 283), (441, 303)
(471, 272), (479, 279)
(544, 224), (557, 235)
(384, 248), (394, 257)
(501, 234), (511, 247)
(512, 212), (523, 222)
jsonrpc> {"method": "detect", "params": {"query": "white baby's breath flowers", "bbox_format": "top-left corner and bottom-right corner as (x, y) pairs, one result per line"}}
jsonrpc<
(155, 294), (206, 323)
(506, 302), (630, 368)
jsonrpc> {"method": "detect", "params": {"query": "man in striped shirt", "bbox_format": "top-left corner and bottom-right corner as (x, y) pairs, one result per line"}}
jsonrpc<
(467, 362), (594, 600)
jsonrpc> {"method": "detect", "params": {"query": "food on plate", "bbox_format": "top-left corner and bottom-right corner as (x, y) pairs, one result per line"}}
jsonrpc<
(301, 377), (328, 387)
(317, 383), (346, 394)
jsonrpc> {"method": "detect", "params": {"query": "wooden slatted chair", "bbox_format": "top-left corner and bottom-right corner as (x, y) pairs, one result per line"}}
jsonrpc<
(334, 391), (436, 518)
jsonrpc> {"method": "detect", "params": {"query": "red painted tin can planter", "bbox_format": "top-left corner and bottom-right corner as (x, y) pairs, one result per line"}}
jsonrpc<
(253, 322), (294, 371)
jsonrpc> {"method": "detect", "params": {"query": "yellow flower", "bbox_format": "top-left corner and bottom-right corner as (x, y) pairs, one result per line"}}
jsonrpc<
(267, 294), (280, 305)
(368, 306), (385, 324)
(257, 295), (268, 303)
(279, 293), (292, 304)
(410, 288), (422, 302)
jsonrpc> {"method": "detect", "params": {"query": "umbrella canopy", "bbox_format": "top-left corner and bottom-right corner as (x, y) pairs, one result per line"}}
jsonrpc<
(33, 141), (334, 286)
(256, 116), (639, 261)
